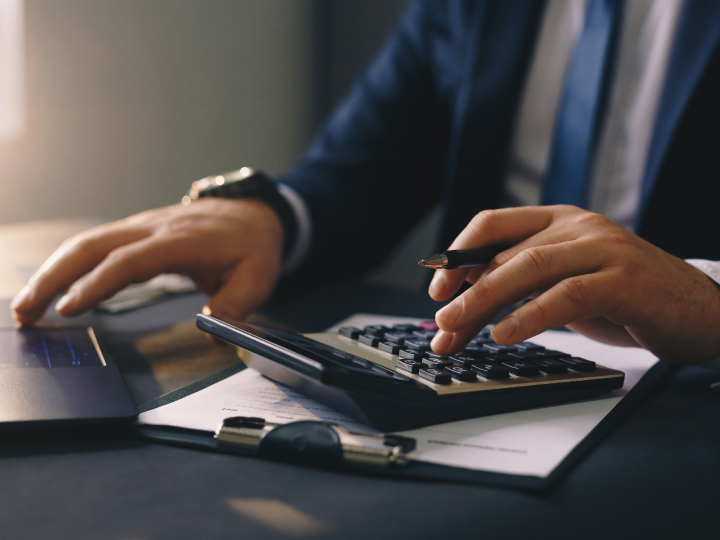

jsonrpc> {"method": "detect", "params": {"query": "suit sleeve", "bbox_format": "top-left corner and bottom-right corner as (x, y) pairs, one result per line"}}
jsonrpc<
(276, 0), (455, 288)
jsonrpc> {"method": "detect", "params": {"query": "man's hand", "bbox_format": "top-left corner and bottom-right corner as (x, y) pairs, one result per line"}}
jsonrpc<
(429, 206), (720, 365)
(11, 198), (284, 324)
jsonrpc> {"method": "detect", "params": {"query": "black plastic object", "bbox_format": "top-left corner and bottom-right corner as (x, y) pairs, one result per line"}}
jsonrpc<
(258, 421), (344, 467)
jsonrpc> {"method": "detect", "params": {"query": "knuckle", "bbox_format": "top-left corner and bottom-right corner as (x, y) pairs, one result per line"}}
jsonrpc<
(468, 209), (502, 237)
(575, 211), (610, 228)
(515, 246), (551, 276)
(557, 277), (592, 308)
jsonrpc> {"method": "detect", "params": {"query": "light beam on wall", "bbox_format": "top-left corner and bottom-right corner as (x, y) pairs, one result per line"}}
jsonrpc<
(0, 0), (25, 140)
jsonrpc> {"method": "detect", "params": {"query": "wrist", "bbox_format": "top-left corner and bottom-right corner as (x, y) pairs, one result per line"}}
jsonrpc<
(183, 168), (298, 261)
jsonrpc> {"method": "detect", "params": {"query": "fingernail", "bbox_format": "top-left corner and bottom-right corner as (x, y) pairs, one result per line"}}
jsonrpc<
(437, 297), (463, 326)
(55, 293), (76, 313)
(428, 272), (445, 298)
(431, 330), (453, 352)
(10, 286), (31, 311)
(492, 316), (517, 341)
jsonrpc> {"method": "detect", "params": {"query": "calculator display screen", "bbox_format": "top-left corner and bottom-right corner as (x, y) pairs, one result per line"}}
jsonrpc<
(0, 328), (105, 368)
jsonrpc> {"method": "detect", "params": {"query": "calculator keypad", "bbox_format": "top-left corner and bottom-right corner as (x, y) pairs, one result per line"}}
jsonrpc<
(336, 322), (603, 389)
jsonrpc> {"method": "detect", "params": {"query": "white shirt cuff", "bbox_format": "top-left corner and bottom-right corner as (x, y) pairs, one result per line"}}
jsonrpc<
(276, 183), (313, 275)
(685, 259), (720, 287)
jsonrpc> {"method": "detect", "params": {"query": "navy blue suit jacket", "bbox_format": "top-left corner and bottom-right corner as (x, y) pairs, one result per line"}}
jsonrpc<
(279, 0), (720, 287)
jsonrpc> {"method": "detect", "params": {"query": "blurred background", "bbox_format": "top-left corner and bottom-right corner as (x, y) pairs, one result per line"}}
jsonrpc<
(0, 0), (440, 290)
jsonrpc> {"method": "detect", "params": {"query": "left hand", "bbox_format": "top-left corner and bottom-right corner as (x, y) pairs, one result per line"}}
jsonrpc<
(429, 205), (720, 365)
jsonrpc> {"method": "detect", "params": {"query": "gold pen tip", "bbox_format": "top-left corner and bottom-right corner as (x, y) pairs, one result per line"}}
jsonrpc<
(417, 254), (448, 269)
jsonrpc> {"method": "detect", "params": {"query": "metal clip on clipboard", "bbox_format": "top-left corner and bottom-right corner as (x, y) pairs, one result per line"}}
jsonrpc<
(215, 417), (416, 468)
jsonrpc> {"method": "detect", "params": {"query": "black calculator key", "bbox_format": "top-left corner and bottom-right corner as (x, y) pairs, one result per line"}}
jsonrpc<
(419, 368), (452, 384)
(378, 342), (402, 354)
(392, 324), (421, 333)
(338, 326), (362, 339)
(460, 346), (486, 357)
(515, 342), (545, 351)
(501, 359), (540, 376)
(425, 353), (450, 361)
(412, 330), (437, 340)
(538, 349), (571, 359)
(404, 339), (432, 352)
(397, 358), (424, 374)
(384, 332), (416, 345)
(445, 366), (477, 382)
(363, 325), (390, 337)
(477, 352), (510, 364)
(358, 334), (382, 347)
(470, 336), (495, 345)
(471, 362), (510, 379)
(529, 358), (568, 374)
(398, 349), (424, 361)
(559, 357), (596, 371)
(482, 344), (519, 354)
(450, 355), (482, 368)
(507, 350), (547, 361)
(423, 357), (452, 369)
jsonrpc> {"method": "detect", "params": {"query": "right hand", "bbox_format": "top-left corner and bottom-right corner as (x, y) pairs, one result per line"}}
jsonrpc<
(11, 198), (284, 324)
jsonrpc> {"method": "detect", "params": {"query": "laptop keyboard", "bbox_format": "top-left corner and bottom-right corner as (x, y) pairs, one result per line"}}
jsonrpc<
(0, 328), (105, 368)
(337, 322), (596, 385)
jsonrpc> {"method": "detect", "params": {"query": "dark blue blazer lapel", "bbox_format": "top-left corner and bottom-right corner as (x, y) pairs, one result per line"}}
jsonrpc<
(638, 0), (720, 224)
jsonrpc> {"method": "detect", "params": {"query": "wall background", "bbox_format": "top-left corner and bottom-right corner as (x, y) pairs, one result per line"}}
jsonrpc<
(0, 0), (437, 290)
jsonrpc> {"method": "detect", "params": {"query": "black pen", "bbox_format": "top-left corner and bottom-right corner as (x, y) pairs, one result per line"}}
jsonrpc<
(418, 246), (509, 270)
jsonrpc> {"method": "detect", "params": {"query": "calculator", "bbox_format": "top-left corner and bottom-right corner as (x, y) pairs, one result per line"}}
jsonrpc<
(196, 315), (625, 431)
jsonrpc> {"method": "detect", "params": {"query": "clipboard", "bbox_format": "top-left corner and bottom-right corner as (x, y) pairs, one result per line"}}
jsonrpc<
(132, 358), (673, 492)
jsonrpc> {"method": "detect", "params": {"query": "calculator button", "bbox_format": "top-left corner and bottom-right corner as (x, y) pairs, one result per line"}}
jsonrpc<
(459, 346), (486, 357)
(501, 359), (540, 377)
(412, 330), (437, 340)
(338, 326), (362, 339)
(422, 357), (452, 369)
(529, 358), (568, 374)
(398, 349), (424, 361)
(449, 356), (482, 368)
(392, 324), (421, 333)
(358, 334), (381, 347)
(404, 339), (432, 352)
(419, 320), (439, 331)
(363, 325), (390, 337)
(482, 344), (519, 354)
(397, 358), (424, 374)
(471, 362), (510, 379)
(537, 349), (571, 359)
(384, 332), (416, 345)
(558, 357), (596, 371)
(515, 342), (545, 351)
(477, 352), (510, 364)
(507, 350), (546, 361)
(425, 352), (450, 361)
(419, 368), (452, 384)
(378, 342), (402, 354)
(470, 336), (495, 345)
(445, 366), (477, 382)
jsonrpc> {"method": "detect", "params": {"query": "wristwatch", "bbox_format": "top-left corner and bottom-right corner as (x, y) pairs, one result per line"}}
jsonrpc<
(182, 167), (297, 260)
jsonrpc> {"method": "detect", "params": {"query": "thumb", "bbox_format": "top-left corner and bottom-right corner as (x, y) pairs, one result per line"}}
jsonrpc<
(203, 256), (279, 324)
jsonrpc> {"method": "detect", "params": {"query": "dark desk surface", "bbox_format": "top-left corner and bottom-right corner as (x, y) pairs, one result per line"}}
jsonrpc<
(1, 223), (719, 539)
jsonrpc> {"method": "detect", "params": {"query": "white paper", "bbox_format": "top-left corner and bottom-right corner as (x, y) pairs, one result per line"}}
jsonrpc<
(139, 313), (659, 478)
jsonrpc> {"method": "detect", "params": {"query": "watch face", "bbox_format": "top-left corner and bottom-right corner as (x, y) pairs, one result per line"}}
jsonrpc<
(183, 167), (261, 205)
